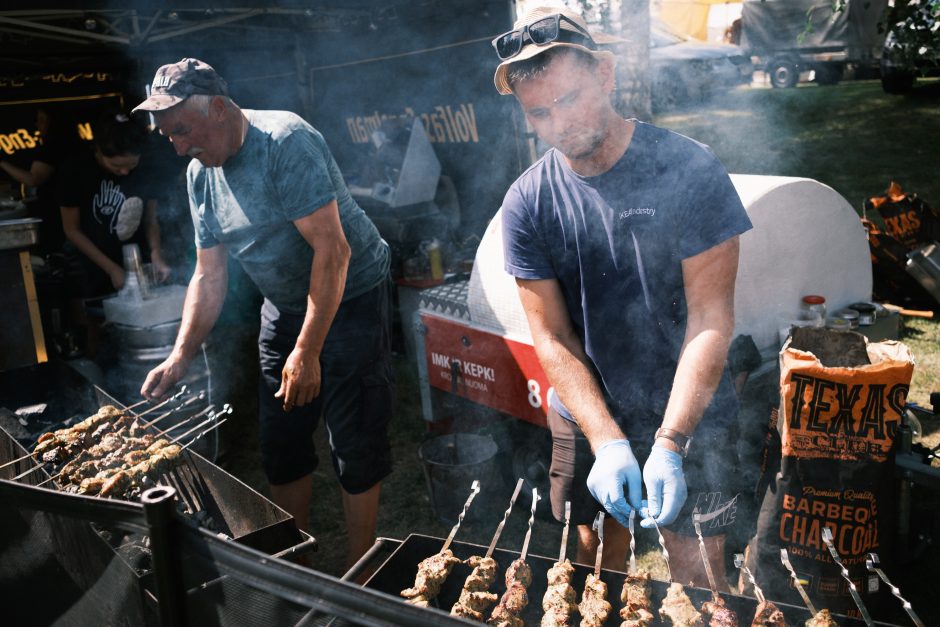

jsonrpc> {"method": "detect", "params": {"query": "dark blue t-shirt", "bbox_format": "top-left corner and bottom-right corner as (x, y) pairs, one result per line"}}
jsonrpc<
(501, 121), (752, 441)
(188, 110), (389, 315)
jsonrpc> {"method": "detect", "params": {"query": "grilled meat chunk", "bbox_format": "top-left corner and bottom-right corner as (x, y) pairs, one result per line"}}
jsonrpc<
(451, 555), (499, 621)
(541, 560), (578, 627)
(400, 549), (461, 606)
(488, 559), (532, 627)
(579, 573), (611, 626)
(659, 582), (703, 626)
(701, 596), (738, 627)
(804, 609), (837, 627)
(619, 571), (654, 627)
(750, 600), (787, 627)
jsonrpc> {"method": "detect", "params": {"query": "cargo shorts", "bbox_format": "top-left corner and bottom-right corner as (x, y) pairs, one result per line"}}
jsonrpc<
(257, 279), (394, 494)
(547, 409), (745, 537)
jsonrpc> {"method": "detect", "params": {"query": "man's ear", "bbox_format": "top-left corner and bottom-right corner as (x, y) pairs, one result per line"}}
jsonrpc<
(596, 56), (616, 93)
(209, 96), (227, 122)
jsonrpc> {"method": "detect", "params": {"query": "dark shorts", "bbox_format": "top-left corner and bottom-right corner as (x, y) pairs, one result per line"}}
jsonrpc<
(547, 409), (744, 537)
(257, 280), (394, 494)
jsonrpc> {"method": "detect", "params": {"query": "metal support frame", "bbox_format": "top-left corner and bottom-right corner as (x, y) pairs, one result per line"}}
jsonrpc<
(142, 485), (187, 627)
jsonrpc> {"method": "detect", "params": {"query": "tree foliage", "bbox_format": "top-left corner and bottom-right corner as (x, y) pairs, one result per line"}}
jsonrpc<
(886, 0), (940, 72)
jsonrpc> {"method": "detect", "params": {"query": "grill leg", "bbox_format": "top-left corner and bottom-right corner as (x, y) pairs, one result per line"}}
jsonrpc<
(142, 485), (188, 627)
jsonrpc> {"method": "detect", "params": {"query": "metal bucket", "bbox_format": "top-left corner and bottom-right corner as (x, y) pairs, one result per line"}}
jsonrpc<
(418, 433), (498, 525)
(906, 242), (940, 305)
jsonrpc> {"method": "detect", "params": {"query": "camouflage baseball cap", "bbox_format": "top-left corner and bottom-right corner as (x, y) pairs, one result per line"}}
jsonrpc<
(132, 58), (228, 112)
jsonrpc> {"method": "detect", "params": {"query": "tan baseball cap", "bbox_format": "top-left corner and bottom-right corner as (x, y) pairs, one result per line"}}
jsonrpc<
(493, 6), (620, 95)
(133, 58), (228, 113)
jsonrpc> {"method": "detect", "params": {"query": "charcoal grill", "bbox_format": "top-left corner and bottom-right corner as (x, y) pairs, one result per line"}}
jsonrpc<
(362, 534), (902, 626)
(0, 388), (315, 625)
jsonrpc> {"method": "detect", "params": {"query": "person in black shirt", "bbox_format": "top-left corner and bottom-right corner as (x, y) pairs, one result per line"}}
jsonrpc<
(57, 112), (170, 297)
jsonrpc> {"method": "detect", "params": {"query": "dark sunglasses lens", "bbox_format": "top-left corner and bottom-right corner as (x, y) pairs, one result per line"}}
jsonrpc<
(528, 16), (560, 44)
(496, 33), (522, 59)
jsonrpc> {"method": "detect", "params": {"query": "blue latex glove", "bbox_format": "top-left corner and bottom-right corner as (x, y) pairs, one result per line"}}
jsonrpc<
(640, 444), (688, 528)
(586, 439), (643, 526)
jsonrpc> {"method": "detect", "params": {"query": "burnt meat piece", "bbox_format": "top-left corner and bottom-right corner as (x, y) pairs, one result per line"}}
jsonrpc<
(701, 596), (738, 627)
(750, 600), (787, 627)
(451, 555), (499, 621)
(579, 573), (612, 626)
(400, 549), (462, 606)
(488, 559), (532, 627)
(542, 560), (578, 627)
(804, 609), (837, 627)
(659, 582), (703, 626)
(619, 571), (654, 627)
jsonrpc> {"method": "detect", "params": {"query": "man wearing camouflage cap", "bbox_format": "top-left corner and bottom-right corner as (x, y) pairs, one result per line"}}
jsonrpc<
(136, 58), (394, 569)
(492, 7), (752, 587)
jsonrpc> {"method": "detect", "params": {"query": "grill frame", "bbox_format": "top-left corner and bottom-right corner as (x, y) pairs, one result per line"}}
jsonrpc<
(363, 533), (900, 626)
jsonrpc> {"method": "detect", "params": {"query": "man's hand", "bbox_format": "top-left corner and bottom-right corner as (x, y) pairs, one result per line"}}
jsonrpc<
(586, 439), (643, 526)
(274, 347), (321, 411)
(640, 445), (688, 527)
(141, 355), (190, 401)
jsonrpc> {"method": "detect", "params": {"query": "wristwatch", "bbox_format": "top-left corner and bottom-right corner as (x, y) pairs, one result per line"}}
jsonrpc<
(654, 428), (692, 458)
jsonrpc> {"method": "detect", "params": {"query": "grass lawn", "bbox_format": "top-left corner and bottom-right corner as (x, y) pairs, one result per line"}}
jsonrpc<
(656, 78), (940, 407)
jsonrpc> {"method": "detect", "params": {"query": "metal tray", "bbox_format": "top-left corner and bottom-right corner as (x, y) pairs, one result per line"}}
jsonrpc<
(0, 217), (40, 250)
(366, 534), (902, 626)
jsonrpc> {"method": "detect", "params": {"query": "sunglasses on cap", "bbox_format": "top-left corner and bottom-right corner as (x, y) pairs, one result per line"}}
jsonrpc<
(492, 14), (597, 61)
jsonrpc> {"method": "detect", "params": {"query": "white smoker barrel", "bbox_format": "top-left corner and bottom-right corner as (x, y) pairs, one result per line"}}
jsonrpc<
(467, 174), (873, 351)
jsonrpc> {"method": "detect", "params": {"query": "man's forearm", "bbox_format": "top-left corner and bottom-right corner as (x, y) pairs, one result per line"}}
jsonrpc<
(660, 324), (733, 437)
(295, 243), (350, 355)
(172, 268), (226, 362)
(533, 335), (626, 451)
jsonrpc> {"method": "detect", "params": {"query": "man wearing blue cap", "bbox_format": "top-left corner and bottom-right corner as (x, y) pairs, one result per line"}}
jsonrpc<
(135, 58), (394, 569)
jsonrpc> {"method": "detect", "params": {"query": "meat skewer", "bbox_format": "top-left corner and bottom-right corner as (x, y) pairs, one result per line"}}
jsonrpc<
(648, 516), (702, 626)
(779, 549), (818, 619)
(866, 553), (924, 627)
(401, 480), (481, 606)
(579, 511), (612, 626)
(733, 553), (786, 627)
(542, 501), (579, 627)
(620, 510), (655, 627)
(820, 528), (873, 627)
(693, 511), (738, 627)
(489, 488), (539, 627)
(451, 478), (524, 621)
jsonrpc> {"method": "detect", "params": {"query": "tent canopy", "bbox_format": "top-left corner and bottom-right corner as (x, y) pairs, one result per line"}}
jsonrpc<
(653, 0), (740, 41)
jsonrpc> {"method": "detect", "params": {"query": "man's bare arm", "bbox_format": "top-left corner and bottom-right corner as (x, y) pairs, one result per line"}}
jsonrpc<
(141, 244), (228, 399)
(658, 236), (740, 450)
(275, 199), (351, 409)
(516, 277), (625, 451)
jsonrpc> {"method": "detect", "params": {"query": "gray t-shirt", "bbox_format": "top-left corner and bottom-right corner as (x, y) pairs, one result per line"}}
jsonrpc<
(188, 109), (389, 314)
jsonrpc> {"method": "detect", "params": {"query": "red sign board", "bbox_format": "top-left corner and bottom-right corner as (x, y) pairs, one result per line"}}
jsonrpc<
(421, 313), (550, 429)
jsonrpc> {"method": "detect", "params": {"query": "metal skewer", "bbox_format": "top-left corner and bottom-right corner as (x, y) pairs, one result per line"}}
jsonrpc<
(0, 389), (198, 473)
(821, 528), (873, 626)
(692, 511), (719, 597)
(441, 480), (480, 553)
(179, 418), (228, 452)
(648, 516), (673, 583)
(779, 548), (817, 616)
(11, 464), (45, 481)
(733, 553), (765, 605)
(559, 501), (571, 563)
(171, 405), (231, 444)
(592, 510), (605, 578)
(866, 553), (923, 627)
(486, 478), (524, 559)
(134, 385), (191, 418)
(519, 488), (540, 562)
(628, 509), (637, 575)
(140, 390), (205, 428)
